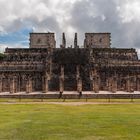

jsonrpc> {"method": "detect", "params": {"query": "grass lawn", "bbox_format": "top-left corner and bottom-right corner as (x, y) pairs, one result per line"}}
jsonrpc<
(0, 104), (140, 140)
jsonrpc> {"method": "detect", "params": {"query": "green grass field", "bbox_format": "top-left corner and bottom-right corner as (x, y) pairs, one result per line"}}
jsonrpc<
(0, 103), (140, 140)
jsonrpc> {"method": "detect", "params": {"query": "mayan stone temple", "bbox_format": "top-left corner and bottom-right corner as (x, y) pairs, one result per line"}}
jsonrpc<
(0, 32), (140, 95)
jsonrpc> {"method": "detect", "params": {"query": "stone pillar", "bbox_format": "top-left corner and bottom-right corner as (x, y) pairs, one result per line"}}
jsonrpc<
(61, 33), (66, 48)
(91, 79), (94, 91)
(130, 77), (134, 92)
(76, 66), (82, 92)
(89, 70), (93, 91)
(94, 76), (99, 93)
(48, 47), (53, 77)
(10, 78), (15, 94)
(126, 76), (131, 92)
(137, 78), (140, 91)
(14, 77), (17, 93)
(77, 78), (82, 93)
(108, 78), (112, 92)
(59, 78), (64, 93)
(26, 79), (29, 93)
(91, 69), (99, 93)
(126, 75), (134, 93)
(18, 76), (20, 93)
(29, 78), (32, 93)
(0, 78), (2, 93)
(112, 77), (117, 93)
(43, 71), (50, 93)
(49, 59), (52, 77)
(59, 66), (64, 93)
(76, 65), (80, 80)
(26, 77), (32, 93)
(43, 77), (48, 93)
(74, 33), (78, 48)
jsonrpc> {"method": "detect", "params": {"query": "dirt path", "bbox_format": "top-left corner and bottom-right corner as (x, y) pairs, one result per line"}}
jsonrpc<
(0, 101), (140, 105)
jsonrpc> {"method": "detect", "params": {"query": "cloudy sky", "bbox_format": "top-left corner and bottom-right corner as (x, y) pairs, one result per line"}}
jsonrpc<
(0, 0), (140, 56)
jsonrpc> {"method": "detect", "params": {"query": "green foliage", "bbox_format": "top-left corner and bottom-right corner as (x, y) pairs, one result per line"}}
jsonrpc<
(0, 104), (140, 140)
(0, 53), (5, 60)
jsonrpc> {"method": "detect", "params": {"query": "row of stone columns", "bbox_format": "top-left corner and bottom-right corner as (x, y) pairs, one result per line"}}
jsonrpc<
(0, 76), (33, 94)
(23, 75), (140, 93)
(0, 76), (17, 93)
(108, 75), (140, 93)
(90, 71), (140, 93)
(0, 72), (140, 94)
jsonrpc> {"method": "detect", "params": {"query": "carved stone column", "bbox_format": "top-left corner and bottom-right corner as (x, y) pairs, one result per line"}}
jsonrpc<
(108, 77), (112, 92)
(89, 70), (94, 91)
(26, 77), (32, 93)
(107, 77), (116, 93)
(0, 78), (2, 93)
(26, 79), (29, 93)
(18, 75), (20, 93)
(91, 69), (99, 93)
(59, 78), (64, 93)
(77, 78), (82, 93)
(10, 77), (15, 94)
(76, 65), (82, 92)
(94, 76), (99, 93)
(126, 76), (131, 92)
(76, 65), (80, 80)
(59, 66), (64, 93)
(29, 78), (32, 93)
(13, 75), (17, 93)
(130, 77), (134, 92)
(112, 76), (117, 93)
(42, 76), (48, 93)
(137, 78), (140, 91)
(91, 79), (94, 91)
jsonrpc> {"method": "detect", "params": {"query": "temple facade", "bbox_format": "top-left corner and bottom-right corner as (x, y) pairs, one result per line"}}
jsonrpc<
(0, 32), (140, 94)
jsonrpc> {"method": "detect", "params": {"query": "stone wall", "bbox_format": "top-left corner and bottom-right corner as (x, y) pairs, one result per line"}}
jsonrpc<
(84, 33), (111, 48)
(0, 32), (139, 93)
(30, 33), (56, 48)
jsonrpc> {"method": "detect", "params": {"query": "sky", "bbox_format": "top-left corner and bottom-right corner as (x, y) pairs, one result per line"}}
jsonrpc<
(0, 0), (140, 57)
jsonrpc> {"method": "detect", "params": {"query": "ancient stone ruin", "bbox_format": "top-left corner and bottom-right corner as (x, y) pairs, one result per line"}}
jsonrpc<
(0, 32), (140, 94)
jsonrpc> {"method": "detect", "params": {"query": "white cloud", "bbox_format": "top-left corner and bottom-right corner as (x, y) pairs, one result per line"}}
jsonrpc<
(0, 44), (7, 53)
(0, 0), (81, 47)
(0, 0), (140, 55)
(136, 48), (140, 59)
(0, 0), (75, 32)
(117, 1), (140, 23)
